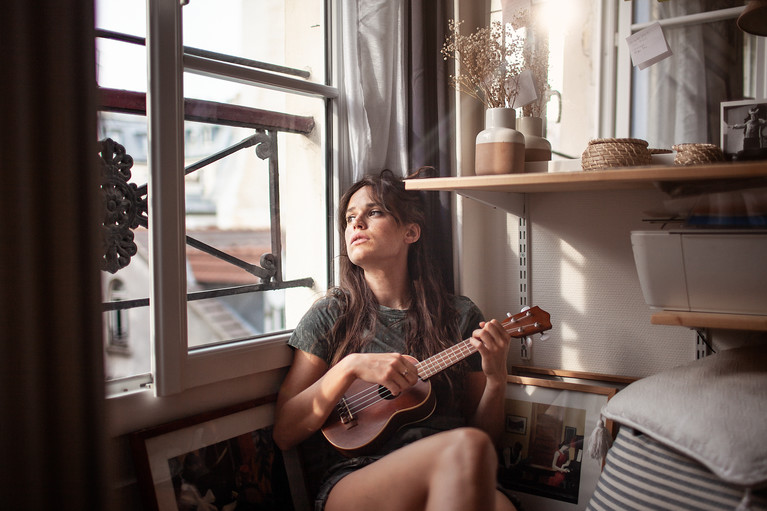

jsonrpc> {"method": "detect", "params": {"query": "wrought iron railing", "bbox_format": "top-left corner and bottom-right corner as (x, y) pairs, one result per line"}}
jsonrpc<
(98, 87), (316, 313)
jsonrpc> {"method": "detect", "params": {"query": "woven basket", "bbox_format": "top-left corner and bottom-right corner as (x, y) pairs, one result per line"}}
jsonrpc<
(581, 138), (652, 171)
(672, 143), (725, 165)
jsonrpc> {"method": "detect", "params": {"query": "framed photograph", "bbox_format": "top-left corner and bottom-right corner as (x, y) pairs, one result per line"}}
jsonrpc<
(511, 366), (637, 391)
(506, 414), (528, 435)
(720, 99), (767, 160)
(498, 374), (629, 511)
(130, 396), (310, 511)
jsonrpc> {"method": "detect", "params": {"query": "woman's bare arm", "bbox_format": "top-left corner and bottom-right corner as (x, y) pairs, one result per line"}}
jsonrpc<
(465, 319), (511, 444)
(273, 350), (347, 450)
(273, 349), (418, 450)
(465, 371), (506, 443)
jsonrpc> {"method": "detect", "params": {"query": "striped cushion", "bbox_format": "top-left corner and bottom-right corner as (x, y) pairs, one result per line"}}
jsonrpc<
(598, 347), (767, 487)
(586, 428), (767, 511)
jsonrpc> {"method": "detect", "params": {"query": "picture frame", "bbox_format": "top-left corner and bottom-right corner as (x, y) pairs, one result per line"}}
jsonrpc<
(720, 99), (767, 161)
(506, 414), (528, 435)
(511, 366), (637, 392)
(498, 373), (632, 511)
(130, 395), (310, 511)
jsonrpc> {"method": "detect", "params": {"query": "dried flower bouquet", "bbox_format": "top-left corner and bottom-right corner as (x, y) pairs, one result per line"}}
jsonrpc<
(520, 26), (551, 118)
(442, 11), (551, 116)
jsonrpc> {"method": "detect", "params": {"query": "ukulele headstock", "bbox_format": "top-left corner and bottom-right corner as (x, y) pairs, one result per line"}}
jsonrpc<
(501, 306), (551, 338)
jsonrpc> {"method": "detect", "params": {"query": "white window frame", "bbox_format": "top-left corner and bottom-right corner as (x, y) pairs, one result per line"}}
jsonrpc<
(612, 2), (767, 138)
(145, 0), (339, 396)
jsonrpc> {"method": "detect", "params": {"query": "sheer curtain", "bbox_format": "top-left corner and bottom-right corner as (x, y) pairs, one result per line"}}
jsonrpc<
(340, 0), (456, 288)
(341, 0), (409, 181)
(340, 0), (455, 178)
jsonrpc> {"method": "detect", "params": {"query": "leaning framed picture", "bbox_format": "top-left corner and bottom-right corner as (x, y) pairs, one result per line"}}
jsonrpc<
(498, 375), (628, 511)
(511, 366), (637, 393)
(720, 99), (767, 161)
(130, 395), (310, 511)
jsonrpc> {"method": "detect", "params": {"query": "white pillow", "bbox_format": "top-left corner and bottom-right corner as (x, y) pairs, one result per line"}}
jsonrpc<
(600, 345), (767, 487)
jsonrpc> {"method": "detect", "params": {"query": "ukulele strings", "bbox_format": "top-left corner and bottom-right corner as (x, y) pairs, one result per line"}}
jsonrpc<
(339, 382), (397, 415)
(337, 342), (468, 415)
(338, 316), (536, 415)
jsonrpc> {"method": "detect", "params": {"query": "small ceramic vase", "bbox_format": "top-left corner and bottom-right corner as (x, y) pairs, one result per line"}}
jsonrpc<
(517, 116), (552, 163)
(475, 108), (525, 175)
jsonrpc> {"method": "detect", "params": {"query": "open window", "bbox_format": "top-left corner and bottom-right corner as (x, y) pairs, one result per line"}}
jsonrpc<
(96, 0), (338, 396)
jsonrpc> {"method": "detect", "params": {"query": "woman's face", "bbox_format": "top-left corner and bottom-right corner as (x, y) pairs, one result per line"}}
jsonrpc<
(343, 186), (419, 270)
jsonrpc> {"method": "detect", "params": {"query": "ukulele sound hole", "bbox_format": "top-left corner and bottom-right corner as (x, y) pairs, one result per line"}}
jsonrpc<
(378, 385), (397, 400)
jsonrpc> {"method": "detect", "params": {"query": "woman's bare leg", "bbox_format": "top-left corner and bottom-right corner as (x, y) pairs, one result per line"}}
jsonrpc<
(324, 427), (516, 511)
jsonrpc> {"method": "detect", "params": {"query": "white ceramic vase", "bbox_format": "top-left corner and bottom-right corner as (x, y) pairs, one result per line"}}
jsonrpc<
(475, 108), (525, 175)
(517, 116), (552, 163)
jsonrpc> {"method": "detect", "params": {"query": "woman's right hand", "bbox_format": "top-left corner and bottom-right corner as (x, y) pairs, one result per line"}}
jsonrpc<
(343, 352), (418, 397)
(273, 350), (417, 450)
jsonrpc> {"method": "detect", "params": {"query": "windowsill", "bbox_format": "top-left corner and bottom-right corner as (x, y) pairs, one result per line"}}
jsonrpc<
(105, 334), (294, 437)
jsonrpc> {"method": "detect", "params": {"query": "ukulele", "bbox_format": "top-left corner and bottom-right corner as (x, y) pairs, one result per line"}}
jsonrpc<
(321, 306), (552, 457)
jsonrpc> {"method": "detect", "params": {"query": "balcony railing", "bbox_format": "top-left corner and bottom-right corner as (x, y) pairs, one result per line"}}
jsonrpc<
(98, 87), (316, 313)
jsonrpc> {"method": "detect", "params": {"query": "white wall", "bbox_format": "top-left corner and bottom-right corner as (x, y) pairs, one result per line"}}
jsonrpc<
(459, 189), (694, 379)
(452, 0), (694, 378)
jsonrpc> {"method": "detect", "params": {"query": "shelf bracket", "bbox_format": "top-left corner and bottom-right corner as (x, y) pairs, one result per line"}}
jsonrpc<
(456, 190), (525, 216)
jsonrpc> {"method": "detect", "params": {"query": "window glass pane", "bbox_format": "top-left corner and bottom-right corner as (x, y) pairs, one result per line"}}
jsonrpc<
(95, 0), (149, 386)
(95, 0), (147, 93)
(629, 2), (757, 149)
(98, 112), (151, 380)
(182, 0), (326, 85)
(490, 0), (602, 160)
(184, 73), (298, 113)
(633, 0), (745, 24)
(182, 81), (327, 349)
(95, 0), (146, 36)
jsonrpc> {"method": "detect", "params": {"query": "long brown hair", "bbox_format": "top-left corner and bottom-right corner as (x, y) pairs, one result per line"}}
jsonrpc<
(328, 169), (465, 390)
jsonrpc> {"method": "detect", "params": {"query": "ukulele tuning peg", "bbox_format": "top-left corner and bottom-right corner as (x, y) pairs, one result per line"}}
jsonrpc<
(539, 333), (550, 341)
(506, 312), (512, 318)
(520, 306), (531, 313)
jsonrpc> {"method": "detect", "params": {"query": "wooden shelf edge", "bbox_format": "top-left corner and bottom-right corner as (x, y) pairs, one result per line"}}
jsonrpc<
(404, 161), (767, 194)
(651, 310), (767, 331)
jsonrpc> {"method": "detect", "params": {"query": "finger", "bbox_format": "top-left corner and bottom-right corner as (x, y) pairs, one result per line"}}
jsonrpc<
(484, 318), (510, 341)
(472, 325), (501, 352)
(384, 367), (412, 396)
(394, 369), (414, 390)
(480, 321), (511, 350)
(400, 361), (418, 384)
(384, 380), (402, 397)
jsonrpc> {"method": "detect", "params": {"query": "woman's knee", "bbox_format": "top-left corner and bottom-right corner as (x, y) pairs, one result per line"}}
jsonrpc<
(438, 427), (497, 470)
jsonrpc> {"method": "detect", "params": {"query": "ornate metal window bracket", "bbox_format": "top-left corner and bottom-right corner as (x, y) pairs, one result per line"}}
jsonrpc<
(99, 138), (147, 274)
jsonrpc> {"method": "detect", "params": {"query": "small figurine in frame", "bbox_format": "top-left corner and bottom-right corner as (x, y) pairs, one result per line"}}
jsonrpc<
(721, 99), (767, 161)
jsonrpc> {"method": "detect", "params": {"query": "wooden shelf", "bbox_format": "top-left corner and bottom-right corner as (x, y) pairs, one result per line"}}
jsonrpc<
(407, 160), (767, 332)
(651, 311), (767, 331)
(404, 161), (767, 194)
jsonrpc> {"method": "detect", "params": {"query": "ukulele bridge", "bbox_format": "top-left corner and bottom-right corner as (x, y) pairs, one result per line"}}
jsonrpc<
(337, 397), (357, 429)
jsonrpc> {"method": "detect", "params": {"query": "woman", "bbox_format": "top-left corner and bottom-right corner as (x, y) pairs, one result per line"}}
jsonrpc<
(274, 169), (517, 511)
(547, 442), (572, 487)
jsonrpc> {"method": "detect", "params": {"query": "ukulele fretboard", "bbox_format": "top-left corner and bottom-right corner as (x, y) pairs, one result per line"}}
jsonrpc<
(415, 311), (546, 380)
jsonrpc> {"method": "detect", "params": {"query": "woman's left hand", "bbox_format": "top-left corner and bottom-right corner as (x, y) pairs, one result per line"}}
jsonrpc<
(470, 319), (511, 382)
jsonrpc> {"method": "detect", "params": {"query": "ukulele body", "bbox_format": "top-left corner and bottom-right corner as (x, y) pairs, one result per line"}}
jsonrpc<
(322, 355), (436, 457)
(320, 307), (551, 457)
